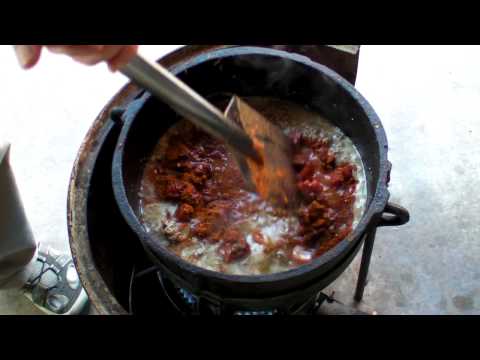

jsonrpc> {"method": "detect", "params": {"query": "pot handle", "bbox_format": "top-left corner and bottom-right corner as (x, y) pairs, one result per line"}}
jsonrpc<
(378, 202), (410, 227)
(109, 95), (147, 127)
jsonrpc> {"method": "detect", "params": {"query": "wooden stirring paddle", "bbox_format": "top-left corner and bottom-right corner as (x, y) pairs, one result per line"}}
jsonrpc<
(224, 96), (298, 209)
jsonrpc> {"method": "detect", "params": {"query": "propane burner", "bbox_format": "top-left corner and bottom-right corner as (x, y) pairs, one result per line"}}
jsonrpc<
(127, 263), (371, 315)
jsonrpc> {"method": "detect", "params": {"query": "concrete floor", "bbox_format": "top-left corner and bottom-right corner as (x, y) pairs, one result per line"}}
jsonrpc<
(0, 45), (479, 314)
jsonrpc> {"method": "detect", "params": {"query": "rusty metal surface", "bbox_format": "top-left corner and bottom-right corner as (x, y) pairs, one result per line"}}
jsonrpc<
(267, 45), (360, 85)
(161, 45), (360, 85)
(68, 46), (234, 315)
(68, 90), (138, 315)
(67, 45), (362, 315)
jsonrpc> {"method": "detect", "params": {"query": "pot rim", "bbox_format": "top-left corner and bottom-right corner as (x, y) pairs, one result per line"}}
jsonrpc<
(112, 46), (390, 284)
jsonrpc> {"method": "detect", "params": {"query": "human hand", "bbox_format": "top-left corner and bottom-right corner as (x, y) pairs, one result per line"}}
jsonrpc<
(14, 45), (139, 71)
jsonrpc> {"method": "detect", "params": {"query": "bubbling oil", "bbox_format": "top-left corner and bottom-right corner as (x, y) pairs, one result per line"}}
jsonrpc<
(140, 97), (367, 275)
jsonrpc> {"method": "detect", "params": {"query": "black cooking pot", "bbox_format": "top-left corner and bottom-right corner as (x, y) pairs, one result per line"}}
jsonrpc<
(111, 46), (408, 309)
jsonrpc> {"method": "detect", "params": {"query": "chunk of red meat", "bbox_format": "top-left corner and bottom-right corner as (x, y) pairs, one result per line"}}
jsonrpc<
(311, 138), (330, 149)
(180, 188), (202, 206)
(192, 222), (211, 238)
(156, 176), (189, 199)
(218, 229), (250, 263)
(298, 161), (317, 180)
(176, 160), (213, 184)
(322, 151), (336, 168)
(208, 230), (224, 243)
(299, 200), (326, 224)
(328, 165), (355, 187)
(292, 149), (311, 169)
(197, 202), (230, 224)
(193, 162), (212, 177)
(289, 131), (304, 146)
(298, 179), (325, 198)
(208, 149), (225, 160)
(175, 203), (194, 222)
(223, 228), (242, 243)
(192, 201), (232, 241)
(165, 143), (191, 161)
(157, 175), (202, 206)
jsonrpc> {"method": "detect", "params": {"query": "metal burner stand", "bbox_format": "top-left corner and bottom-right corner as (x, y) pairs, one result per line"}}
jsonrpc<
(126, 220), (408, 315)
(68, 45), (409, 315)
(127, 262), (375, 315)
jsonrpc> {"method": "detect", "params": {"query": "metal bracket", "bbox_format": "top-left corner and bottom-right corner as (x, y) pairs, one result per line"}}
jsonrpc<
(379, 202), (410, 227)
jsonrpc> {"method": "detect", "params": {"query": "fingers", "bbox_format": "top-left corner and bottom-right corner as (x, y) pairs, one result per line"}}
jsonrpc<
(13, 45), (43, 69)
(46, 45), (116, 66)
(14, 45), (139, 71)
(107, 45), (139, 72)
(45, 45), (138, 69)
(66, 46), (122, 66)
(46, 45), (104, 56)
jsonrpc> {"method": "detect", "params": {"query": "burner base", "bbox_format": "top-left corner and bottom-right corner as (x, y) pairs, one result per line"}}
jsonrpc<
(316, 293), (375, 315)
(128, 265), (375, 315)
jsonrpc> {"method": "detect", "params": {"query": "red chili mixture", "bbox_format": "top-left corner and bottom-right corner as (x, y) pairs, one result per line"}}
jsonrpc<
(140, 117), (359, 273)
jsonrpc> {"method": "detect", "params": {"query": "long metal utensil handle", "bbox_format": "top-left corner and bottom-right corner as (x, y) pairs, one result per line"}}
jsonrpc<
(120, 54), (260, 162)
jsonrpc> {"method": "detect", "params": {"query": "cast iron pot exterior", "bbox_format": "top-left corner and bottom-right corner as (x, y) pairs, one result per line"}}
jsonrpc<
(112, 47), (392, 304)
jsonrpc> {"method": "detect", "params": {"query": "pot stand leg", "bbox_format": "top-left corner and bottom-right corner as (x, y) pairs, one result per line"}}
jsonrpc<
(353, 202), (409, 301)
(354, 227), (377, 302)
(316, 292), (370, 315)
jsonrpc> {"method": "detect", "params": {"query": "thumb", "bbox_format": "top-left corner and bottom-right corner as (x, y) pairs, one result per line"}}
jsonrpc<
(13, 45), (42, 69)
